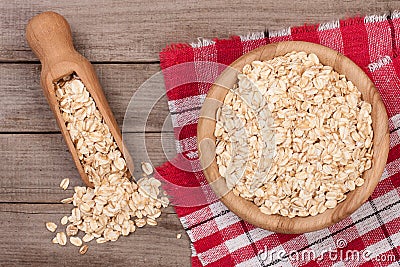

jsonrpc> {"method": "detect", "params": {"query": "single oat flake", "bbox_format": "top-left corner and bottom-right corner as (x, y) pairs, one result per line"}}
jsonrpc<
(60, 178), (70, 190)
(46, 222), (57, 232)
(79, 245), (89, 255)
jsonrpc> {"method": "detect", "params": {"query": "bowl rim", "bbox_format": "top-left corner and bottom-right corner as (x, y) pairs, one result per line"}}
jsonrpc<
(197, 41), (390, 234)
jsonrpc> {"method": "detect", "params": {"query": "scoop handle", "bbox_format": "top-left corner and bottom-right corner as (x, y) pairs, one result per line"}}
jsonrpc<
(26, 11), (78, 67)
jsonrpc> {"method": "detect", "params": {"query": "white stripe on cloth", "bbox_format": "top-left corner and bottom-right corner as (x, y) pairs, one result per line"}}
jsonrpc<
(175, 136), (197, 154)
(331, 262), (346, 267)
(365, 232), (400, 261)
(193, 40), (219, 98)
(369, 189), (400, 212)
(224, 233), (252, 253)
(364, 14), (389, 24)
(235, 256), (264, 267)
(389, 113), (400, 132)
(190, 243), (198, 257)
(304, 228), (336, 254)
(240, 32), (268, 54)
(390, 129), (400, 149)
(240, 32), (265, 42)
(186, 227), (195, 241)
(188, 207), (274, 265)
(171, 109), (199, 128)
(317, 22), (344, 57)
(352, 202), (381, 236)
(194, 169), (209, 186)
(371, 191), (400, 225)
(392, 10), (400, 19)
(318, 20), (340, 31)
(168, 94), (205, 114)
(209, 201), (241, 230)
(180, 206), (213, 229)
(368, 56), (392, 73)
(350, 189), (399, 236)
(382, 157), (400, 180)
(191, 38), (216, 48)
(247, 227), (274, 241)
(269, 27), (291, 38)
(386, 261), (400, 267)
(188, 208), (236, 242)
(199, 243), (230, 265)
(198, 229), (275, 266)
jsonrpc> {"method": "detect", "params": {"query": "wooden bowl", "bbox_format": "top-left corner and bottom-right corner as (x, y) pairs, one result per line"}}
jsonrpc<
(197, 41), (389, 234)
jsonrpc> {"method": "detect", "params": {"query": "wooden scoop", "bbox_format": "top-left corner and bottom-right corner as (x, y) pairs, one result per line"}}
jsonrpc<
(26, 11), (133, 187)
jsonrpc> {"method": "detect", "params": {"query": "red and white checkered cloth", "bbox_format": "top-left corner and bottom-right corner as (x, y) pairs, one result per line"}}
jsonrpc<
(156, 12), (400, 266)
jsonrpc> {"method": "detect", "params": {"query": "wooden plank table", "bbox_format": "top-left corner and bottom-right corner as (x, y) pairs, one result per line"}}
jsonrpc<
(0, 1), (398, 265)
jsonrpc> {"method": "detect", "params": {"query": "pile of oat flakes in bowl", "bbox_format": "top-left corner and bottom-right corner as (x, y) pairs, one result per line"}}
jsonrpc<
(214, 51), (373, 218)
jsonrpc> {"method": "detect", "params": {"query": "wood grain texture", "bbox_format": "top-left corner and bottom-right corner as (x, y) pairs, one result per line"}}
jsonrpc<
(1, 0), (399, 62)
(198, 41), (389, 234)
(0, 203), (190, 266)
(0, 63), (169, 132)
(0, 133), (176, 203)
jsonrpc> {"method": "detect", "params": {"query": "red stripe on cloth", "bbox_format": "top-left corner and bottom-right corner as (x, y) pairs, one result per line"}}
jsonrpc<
(175, 203), (207, 218)
(299, 260), (320, 267)
(215, 37), (244, 66)
(370, 179), (397, 200)
(291, 25), (320, 44)
(193, 229), (228, 253)
(360, 225), (387, 247)
(241, 36), (269, 53)
(192, 255), (203, 267)
(160, 44), (193, 69)
(198, 242), (232, 266)
(371, 248), (400, 266)
(359, 261), (375, 267)
(384, 216), (400, 235)
(155, 161), (210, 217)
(345, 235), (367, 251)
(364, 19), (394, 63)
(369, 63), (400, 118)
(317, 24), (345, 54)
(252, 233), (285, 253)
(166, 83), (201, 101)
(156, 160), (200, 190)
(174, 123), (198, 142)
(391, 17), (400, 54)
(387, 144), (400, 164)
(193, 222), (248, 252)
(276, 233), (302, 244)
(229, 244), (264, 265)
(269, 28), (293, 43)
(206, 254), (235, 267)
(390, 172), (400, 189)
(340, 17), (371, 67)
